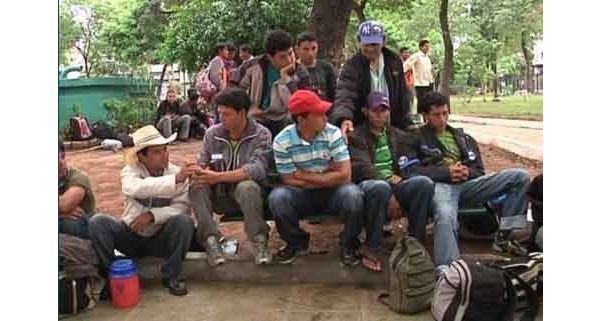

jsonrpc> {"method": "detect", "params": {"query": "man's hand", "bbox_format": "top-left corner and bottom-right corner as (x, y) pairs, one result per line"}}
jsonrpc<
(130, 212), (154, 233)
(340, 120), (354, 141)
(388, 175), (403, 185)
(175, 165), (194, 184)
(58, 206), (84, 220)
(191, 167), (222, 186)
(249, 106), (264, 118)
(458, 164), (469, 181)
(388, 195), (402, 220)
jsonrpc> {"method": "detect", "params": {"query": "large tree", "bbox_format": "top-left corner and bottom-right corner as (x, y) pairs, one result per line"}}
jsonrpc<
(439, 0), (454, 96)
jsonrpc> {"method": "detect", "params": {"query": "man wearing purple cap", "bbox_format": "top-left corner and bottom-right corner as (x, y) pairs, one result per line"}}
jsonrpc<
(330, 20), (413, 139)
(348, 92), (434, 271)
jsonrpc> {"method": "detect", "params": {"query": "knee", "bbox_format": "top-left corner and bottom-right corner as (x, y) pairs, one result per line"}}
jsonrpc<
(169, 214), (195, 233)
(512, 168), (530, 186)
(88, 214), (116, 235)
(181, 115), (192, 123)
(364, 180), (392, 198)
(235, 180), (261, 199)
(338, 184), (364, 211)
(412, 176), (435, 194)
(268, 187), (292, 215)
(433, 204), (456, 226)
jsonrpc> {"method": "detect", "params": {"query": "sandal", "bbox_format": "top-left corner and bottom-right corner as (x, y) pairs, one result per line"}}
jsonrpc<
(361, 248), (383, 272)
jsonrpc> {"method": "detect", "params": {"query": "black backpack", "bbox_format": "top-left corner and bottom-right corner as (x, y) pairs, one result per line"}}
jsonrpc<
(91, 120), (116, 140)
(431, 259), (516, 321)
(59, 271), (95, 315)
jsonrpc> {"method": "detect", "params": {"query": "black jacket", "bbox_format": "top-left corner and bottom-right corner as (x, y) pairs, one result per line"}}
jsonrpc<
(347, 123), (420, 183)
(155, 100), (182, 124)
(413, 124), (485, 183)
(329, 47), (412, 130)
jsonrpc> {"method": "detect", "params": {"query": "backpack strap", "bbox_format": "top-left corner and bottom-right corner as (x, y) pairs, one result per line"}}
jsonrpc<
(503, 269), (539, 321)
(500, 273), (517, 321)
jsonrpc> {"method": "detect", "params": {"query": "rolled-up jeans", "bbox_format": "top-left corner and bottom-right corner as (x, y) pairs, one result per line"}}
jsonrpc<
(432, 168), (530, 267)
(358, 180), (391, 255)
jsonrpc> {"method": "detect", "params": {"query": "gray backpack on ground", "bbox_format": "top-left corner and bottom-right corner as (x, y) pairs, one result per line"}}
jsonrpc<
(379, 236), (436, 314)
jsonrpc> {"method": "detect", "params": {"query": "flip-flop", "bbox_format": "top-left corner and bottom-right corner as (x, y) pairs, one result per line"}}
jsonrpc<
(361, 252), (382, 272)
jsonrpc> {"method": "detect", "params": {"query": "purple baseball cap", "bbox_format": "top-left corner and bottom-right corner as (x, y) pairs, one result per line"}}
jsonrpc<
(367, 91), (390, 110)
(358, 20), (385, 45)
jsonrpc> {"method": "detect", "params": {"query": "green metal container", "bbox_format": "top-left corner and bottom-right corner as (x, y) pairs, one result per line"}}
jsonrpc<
(58, 74), (157, 129)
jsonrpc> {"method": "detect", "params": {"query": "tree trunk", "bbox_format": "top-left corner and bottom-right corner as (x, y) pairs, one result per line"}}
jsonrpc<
(156, 64), (168, 98)
(353, 0), (368, 23)
(439, 0), (454, 97)
(492, 60), (500, 101)
(521, 31), (534, 93)
(307, 0), (355, 69)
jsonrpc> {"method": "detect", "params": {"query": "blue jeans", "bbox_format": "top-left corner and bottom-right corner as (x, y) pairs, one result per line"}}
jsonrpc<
(268, 183), (364, 250)
(358, 180), (392, 255)
(392, 176), (435, 243)
(59, 212), (93, 239)
(432, 168), (530, 267)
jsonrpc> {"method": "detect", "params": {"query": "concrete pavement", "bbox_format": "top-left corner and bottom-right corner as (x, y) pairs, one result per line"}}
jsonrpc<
(449, 115), (543, 161)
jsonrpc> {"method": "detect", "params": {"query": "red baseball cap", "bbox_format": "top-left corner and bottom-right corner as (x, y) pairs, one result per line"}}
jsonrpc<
(288, 90), (332, 115)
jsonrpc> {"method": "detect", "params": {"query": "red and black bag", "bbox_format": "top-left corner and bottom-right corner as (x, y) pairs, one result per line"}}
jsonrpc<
(70, 116), (93, 141)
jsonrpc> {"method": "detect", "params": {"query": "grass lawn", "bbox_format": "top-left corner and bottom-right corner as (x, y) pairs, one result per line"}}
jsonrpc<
(450, 95), (543, 120)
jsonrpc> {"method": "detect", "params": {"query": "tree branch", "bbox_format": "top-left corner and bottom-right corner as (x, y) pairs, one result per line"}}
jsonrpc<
(353, 0), (368, 22)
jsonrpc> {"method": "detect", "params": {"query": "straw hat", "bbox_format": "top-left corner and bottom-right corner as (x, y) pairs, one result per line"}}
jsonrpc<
(124, 125), (177, 164)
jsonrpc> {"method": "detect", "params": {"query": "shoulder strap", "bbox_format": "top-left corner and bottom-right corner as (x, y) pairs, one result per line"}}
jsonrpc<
(503, 269), (539, 321)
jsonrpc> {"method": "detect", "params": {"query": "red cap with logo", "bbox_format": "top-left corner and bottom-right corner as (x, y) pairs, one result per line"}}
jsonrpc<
(288, 90), (332, 115)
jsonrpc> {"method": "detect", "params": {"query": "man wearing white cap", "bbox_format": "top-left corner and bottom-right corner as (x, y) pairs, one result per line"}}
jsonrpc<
(88, 125), (200, 296)
(330, 20), (413, 138)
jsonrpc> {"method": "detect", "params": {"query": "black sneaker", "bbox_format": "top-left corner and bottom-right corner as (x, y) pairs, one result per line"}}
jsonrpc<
(339, 247), (361, 267)
(492, 239), (528, 257)
(277, 245), (308, 264)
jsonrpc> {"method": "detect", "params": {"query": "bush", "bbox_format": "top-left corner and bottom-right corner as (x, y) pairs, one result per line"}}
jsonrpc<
(103, 96), (156, 133)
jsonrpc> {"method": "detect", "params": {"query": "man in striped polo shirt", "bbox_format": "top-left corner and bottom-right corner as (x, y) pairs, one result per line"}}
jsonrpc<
(269, 90), (364, 265)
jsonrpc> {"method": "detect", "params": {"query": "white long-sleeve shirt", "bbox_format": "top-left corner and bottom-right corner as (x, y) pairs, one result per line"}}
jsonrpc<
(121, 163), (191, 237)
(403, 51), (434, 87)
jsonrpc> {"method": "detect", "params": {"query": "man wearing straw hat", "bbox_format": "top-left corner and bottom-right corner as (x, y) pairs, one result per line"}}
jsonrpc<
(88, 125), (201, 296)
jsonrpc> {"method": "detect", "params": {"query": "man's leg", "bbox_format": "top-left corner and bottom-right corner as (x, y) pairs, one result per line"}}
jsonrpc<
(188, 184), (225, 266)
(88, 214), (142, 276)
(59, 212), (93, 239)
(327, 183), (364, 265)
(188, 185), (222, 242)
(174, 115), (192, 141)
(234, 180), (270, 240)
(145, 215), (195, 282)
(268, 186), (312, 249)
(156, 116), (173, 138)
(459, 169), (530, 254)
(358, 180), (391, 255)
(431, 183), (461, 268)
(234, 180), (272, 264)
(392, 176), (435, 243)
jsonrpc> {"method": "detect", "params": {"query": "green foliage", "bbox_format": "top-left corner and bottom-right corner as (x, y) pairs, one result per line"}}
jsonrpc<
(103, 96), (157, 131)
(59, 2), (81, 66)
(161, 0), (312, 72)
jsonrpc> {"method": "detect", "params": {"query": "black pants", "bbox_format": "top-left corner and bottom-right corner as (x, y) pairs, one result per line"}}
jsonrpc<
(89, 214), (194, 280)
(415, 84), (434, 114)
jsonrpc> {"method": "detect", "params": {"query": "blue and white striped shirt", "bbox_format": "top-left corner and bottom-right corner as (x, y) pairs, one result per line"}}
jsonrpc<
(273, 123), (350, 174)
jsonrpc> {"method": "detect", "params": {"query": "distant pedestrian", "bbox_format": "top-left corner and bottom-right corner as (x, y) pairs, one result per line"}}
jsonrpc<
(403, 40), (434, 114)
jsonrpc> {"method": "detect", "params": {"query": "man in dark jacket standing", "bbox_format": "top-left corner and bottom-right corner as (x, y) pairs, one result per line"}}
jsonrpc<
(413, 92), (530, 271)
(347, 92), (434, 272)
(330, 20), (412, 139)
(188, 88), (274, 265)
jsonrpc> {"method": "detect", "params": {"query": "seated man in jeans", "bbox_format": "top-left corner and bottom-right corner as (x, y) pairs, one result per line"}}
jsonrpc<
(156, 87), (192, 141)
(59, 138), (96, 239)
(413, 92), (530, 271)
(89, 125), (196, 296)
(269, 90), (364, 265)
(347, 91), (434, 272)
(188, 88), (273, 265)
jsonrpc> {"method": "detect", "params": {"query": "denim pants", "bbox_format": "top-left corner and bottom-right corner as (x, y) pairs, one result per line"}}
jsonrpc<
(358, 180), (391, 255)
(392, 176), (435, 243)
(268, 183), (364, 250)
(432, 168), (530, 267)
(88, 214), (195, 280)
(59, 212), (93, 239)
